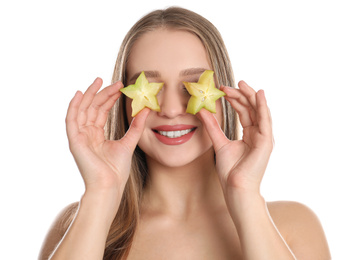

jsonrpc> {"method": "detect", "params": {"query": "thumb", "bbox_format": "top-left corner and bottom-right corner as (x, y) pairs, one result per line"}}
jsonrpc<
(121, 108), (150, 151)
(197, 108), (229, 152)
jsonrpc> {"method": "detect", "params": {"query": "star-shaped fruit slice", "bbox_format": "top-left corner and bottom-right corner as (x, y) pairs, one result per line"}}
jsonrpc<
(120, 71), (164, 117)
(183, 70), (225, 115)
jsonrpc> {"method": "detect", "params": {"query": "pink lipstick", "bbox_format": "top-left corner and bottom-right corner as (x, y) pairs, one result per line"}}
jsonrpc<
(152, 125), (197, 145)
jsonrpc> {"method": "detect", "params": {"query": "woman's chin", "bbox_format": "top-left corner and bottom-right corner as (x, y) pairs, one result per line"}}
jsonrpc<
(144, 146), (214, 170)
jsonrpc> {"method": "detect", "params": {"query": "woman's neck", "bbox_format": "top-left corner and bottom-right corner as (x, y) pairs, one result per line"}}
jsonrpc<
(141, 147), (226, 220)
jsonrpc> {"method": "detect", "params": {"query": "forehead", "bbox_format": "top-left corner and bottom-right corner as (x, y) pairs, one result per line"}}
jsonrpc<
(127, 29), (211, 76)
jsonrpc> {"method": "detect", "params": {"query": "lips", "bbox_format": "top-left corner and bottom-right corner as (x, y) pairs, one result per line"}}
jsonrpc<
(152, 125), (197, 145)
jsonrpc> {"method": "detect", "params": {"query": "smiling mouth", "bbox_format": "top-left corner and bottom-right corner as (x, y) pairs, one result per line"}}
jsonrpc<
(153, 128), (197, 138)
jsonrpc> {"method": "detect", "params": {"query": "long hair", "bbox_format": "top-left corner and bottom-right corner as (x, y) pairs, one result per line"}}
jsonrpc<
(69, 7), (238, 260)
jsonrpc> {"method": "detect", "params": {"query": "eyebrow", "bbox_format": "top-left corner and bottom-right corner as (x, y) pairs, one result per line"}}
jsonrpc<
(128, 70), (161, 83)
(128, 67), (207, 83)
(179, 67), (207, 77)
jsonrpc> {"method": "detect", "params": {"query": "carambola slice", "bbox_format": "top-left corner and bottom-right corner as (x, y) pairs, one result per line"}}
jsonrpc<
(120, 71), (164, 117)
(183, 70), (226, 115)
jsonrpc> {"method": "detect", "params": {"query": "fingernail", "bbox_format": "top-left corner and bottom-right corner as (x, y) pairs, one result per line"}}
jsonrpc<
(259, 90), (266, 101)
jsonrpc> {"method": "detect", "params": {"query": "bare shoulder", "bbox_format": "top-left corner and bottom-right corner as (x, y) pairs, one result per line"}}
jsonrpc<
(38, 202), (79, 260)
(267, 201), (331, 260)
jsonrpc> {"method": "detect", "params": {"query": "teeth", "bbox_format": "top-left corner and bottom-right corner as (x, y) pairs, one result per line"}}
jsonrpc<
(158, 128), (194, 138)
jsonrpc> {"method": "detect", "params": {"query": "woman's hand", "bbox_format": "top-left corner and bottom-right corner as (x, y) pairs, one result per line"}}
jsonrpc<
(66, 78), (149, 194)
(199, 81), (303, 260)
(198, 80), (274, 196)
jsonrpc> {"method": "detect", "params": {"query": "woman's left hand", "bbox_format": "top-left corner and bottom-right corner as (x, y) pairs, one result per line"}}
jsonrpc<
(198, 80), (274, 196)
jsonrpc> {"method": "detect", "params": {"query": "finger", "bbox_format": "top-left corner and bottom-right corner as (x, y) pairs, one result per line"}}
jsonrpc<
(256, 90), (272, 136)
(237, 81), (259, 125)
(121, 108), (150, 151)
(222, 86), (251, 108)
(223, 86), (256, 128)
(197, 108), (229, 152)
(78, 78), (103, 126)
(94, 91), (122, 128)
(225, 96), (253, 128)
(86, 81), (122, 126)
(66, 91), (83, 139)
(237, 80), (257, 110)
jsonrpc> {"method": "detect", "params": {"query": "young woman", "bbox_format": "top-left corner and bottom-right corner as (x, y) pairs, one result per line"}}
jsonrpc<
(39, 7), (330, 260)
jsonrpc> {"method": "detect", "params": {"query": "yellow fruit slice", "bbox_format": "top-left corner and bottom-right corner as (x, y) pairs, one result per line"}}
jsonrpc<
(183, 70), (225, 115)
(120, 71), (164, 117)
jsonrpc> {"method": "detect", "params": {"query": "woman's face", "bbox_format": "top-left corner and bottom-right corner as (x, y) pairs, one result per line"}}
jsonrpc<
(126, 28), (223, 168)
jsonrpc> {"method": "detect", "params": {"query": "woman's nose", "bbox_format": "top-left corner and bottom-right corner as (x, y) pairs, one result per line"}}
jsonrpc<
(157, 88), (187, 118)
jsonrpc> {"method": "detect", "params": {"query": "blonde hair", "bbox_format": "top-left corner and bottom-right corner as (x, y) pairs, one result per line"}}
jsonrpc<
(67, 7), (238, 260)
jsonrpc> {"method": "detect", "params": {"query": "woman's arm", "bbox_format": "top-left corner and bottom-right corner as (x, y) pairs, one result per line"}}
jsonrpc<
(199, 81), (330, 259)
(226, 191), (296, 259)
(46, 190), (122, 260)
(39, 78), (149, 260)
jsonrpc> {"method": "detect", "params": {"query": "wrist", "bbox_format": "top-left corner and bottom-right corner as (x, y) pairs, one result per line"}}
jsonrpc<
(225, 185), (263, 206)
(81, 187), (123, 220)
(225, 188), (266, 222)
(84, 177), (126, 201)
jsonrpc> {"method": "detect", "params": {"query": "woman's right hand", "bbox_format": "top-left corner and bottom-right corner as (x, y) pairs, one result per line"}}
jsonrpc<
(66, 78), (149, 195)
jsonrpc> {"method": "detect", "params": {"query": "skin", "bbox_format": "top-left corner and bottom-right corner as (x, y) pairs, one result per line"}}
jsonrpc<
(39, 29), (331, 260)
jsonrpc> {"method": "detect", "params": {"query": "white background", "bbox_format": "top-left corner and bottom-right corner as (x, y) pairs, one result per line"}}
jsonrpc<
(1, 0), (363, 259)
